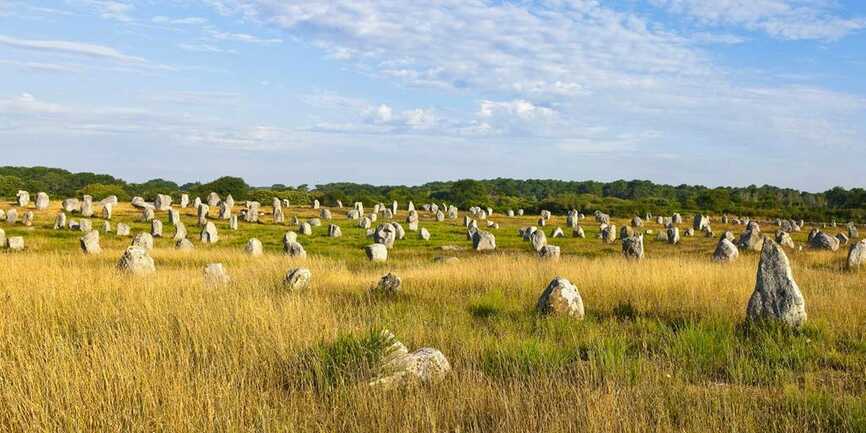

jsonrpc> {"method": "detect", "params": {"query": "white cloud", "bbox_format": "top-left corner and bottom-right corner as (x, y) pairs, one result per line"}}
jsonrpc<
(208, 30), (282, 44)
(153, 16), (208, 25)
(177, 43), (237, 54)
(74, 0), (135, 22)
(0, 34), (146, 64)
(651, 0), (866, 40)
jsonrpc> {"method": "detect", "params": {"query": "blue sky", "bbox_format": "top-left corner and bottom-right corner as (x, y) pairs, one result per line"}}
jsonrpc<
(0, 0), (864, 191)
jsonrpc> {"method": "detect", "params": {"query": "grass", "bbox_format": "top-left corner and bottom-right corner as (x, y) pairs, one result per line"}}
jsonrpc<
(0, 200), (865, 432)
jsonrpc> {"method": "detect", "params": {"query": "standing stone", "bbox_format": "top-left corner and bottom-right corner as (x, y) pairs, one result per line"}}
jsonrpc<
(530, 230), (547, 252)
(244, 202), (260, 223)
(667, 227), (680, 245)
(225, 194), (235, 209)
(204, 263), (231, 286)
(809, 231), (840, 251)
(197, 204), (209, 226)
(373, 272), (402, 295)
(78, 219), (93, 233)
(573, 226), (585, 238)
(132, 232), (154, 251)
(116, 223), (131, 237)
(472, 231), (496, 251)
(80, 230), (102, 255)
(775, 230), (795, 249)
(53, 212), (67, 230)
(201, 222), (219, 244)
(551, 227), (565, 238)
(312, 199), (320, 209)
(298, 222), (312, 236)
(245, 238), (264, 256)
(373, 224), (397, 249)
(283, 268), (312, 291)
(419, 227), (431, 241)
(22, 211), (33, 226)
(328, 224), (342, 238)
(536, 277), (584, 319)
(0, 228), (5, 248)
(81, 195), (94, 217)
(62, 198), (80, 213)
(151, 220), (164, 237)
(746, 239), (807, 328)
(320, 208), (332, 220)
(738, 229), (764, 252)
(207, 192), (220, 208)
(7, 236), (24, 251)
(16, 190), (30, 208)
(102, 221), (111, 233)
(601, 224), (617, 244)
(365, 243), (388, 262)
(155, 194), (172, 211)
(116, 246), (155, 275)
(836, 233), (850, 247)
(847, 240), (866, 270)
(193, 197), (202, 209)
(173, 221), (188, 241)
(713, 237), (740, 263)
(538, 245), (561, 261)
(35, 192), (49, 210)
(175, 238), (194, 251)
(168, 208), (180, 225)
(219, 202), (232, 220)
(6, 209), (18, 224)
(622, 235), (644, 260)
(631, 216), (644, 228)
(693, 214), (710, 231)
(180, 194), (190, 208)
(283, 240), (307, 258)
(102, 203), (113, 220)
(229, 215), (239, 231)
(143, 207), (155, 223)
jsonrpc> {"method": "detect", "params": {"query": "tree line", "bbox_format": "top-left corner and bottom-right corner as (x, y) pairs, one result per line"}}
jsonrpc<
(1, 166), (864, 221)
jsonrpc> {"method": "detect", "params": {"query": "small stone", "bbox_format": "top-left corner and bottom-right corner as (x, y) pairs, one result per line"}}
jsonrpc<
(373, 272), (402, 294)
(204, 263), (231, 286)
(283, 268), (312, 290)
(116, 246), (155, 275)
(245, 238), (264, 256)
(536, 277), (584, 319)
(80, 230), (102, 255)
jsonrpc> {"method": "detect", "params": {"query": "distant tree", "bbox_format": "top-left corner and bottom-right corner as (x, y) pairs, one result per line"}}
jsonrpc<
(78, 183), (130, 201)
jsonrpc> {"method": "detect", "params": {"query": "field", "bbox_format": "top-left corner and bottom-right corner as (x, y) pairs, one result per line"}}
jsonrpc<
(1, 201), (865, 432)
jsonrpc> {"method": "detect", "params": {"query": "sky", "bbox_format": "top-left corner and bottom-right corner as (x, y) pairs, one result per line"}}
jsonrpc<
(0, 0), (864, 191)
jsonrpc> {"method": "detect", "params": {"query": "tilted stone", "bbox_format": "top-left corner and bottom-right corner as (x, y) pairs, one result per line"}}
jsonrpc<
(536, 277), (584, 318)
(283, 268), (312, 291)
(746, 239), (806, 328)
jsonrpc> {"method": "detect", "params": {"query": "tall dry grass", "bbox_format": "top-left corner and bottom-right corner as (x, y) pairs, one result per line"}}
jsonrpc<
(1, 240), (864, 432)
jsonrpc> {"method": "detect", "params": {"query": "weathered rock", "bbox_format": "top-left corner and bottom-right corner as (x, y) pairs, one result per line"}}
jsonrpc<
(775, 230), (795, 249)
(693, 214), (710, 231)
(809, 231), (840, 251)
(737, 229), (764, 252)
(536, 277), (584, 318)
(53, 212), (67, 230)
(175, 238), (194, 251)
(207, 192), (221, 208)
(298, 222), (312, 236)
(151, 220), (164, 237)
(200, 222), (219, 244)
(551, 227), (565, 238)
(601, 224), (617, 244)
(713, 238), (739, 263)
(573, 226), (585, 238)
(132, 232), (154, 251)
(102, 221), (112, 233)
(142, 207), (155, 222)
(116, 246), (155, 275)
(365, 243), (388, 262)
(631, 216), (643, 228)
(472, 230), (496, 251)
(283, 240), (307, 258)
(836, 233), (850, 247)
(622, 235), (644, 260)
(328, 224), (342, 238)
(155, 194), (172, 211)
(7, 236), (24, 251)
(847, 240), (866, 270)
(116, 223), (131, 236)
(245, 238), (264, 256)
(180, 194), (190, 208)
(0, 228), (5, 248)
(203, 263), (231, 286)
(283, 268), (312, 290)
(538, 245), (561, 261)
(320, 209), (332, 220)
(22, 211), (33, 226)
(6, 208), (17, 224)
(78, 219), (92, 233)
(229, 215), (239, 230)
(80, 230), (102, 255)
(197, 204), (209, 226)
(530, 230), (548, 252)
(81, 195), (94, 217)
(746, 239), (806, 328)
(16, 190), (30, 208)
(35, 192), (49, 210)
(62, 198), (80, 213)
(102, 203), (113, 220)
(369, 332), (451, 388)
(419, 228), (431, 241)
(667, 227), (680, 245)
(373, 272), (402, 295)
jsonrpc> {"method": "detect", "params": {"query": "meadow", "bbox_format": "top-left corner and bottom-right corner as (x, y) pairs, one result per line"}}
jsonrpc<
(0, 201), (864, 432)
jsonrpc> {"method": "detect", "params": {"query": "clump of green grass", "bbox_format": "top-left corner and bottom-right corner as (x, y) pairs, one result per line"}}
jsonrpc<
(289, 329), (392, 391)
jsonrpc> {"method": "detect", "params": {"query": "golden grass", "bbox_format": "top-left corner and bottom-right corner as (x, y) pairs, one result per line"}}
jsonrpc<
(1, 203), (865, 432)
